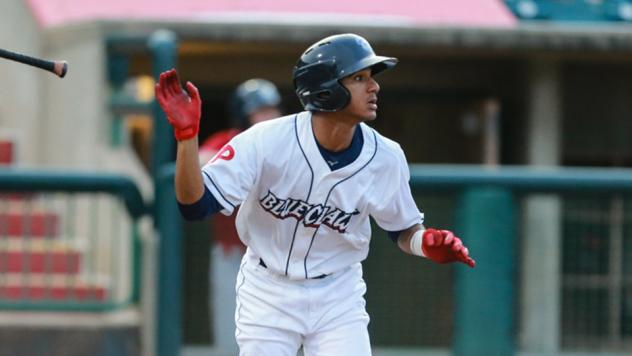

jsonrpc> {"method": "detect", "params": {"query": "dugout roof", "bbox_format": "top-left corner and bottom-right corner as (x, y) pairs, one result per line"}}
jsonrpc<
(27, 0), (517, 29)
(27, 0), (632, 54)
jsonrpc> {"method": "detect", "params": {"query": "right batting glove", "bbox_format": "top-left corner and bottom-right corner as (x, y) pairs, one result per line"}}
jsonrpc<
(421, 228), (476, 268)
(154, 69), (201, 141)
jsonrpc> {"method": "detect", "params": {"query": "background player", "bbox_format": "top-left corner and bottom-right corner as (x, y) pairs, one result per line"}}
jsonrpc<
(155, 33), (475, 355)
(198, 79), (282, 163)
(198, 78), (282, 351)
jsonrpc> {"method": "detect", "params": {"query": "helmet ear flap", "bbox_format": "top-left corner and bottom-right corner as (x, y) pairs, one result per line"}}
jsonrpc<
(320, 83), (350, 111)
(298, 83), (349, 112)
(294, 60), (345, 111)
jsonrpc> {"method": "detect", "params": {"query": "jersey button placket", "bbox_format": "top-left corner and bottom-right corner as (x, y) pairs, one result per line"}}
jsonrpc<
(300, 186), (328, 280)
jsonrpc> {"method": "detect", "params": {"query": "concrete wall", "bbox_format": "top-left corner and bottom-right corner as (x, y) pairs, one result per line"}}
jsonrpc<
(1, 4), (151, 193)
(36, 22), (154, 198)
(0, 0), (44, 165)
(39, 23), (109, 169)
(0, 2), (122, 173)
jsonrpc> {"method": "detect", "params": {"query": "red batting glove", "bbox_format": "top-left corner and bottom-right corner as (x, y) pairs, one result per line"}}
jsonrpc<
(154, 69), (202, 141)
(422, 228), (476, 268)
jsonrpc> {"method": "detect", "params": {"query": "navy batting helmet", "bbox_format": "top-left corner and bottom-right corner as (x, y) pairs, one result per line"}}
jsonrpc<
(230, 78), (281, 129)
(292, 33), (397, 112)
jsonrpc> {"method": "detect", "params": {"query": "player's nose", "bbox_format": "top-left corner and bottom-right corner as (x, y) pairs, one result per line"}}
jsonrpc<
(368, 77), (380, 93)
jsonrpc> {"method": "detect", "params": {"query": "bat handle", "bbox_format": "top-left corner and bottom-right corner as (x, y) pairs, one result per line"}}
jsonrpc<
(54, 61), (68, 78)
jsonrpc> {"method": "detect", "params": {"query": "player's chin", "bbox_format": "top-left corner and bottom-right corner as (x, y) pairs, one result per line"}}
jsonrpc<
(363, 109), (378, 121)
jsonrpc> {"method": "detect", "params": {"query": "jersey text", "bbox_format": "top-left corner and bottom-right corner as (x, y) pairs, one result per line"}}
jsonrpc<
(259, 190), (358, 233)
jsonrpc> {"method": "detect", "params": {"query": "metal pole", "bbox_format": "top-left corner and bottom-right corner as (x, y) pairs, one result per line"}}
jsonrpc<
(149, 29), (178, 181)
(148, 30), (181, 356)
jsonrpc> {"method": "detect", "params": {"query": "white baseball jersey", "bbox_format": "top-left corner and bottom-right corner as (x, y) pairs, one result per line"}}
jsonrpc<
(202, 111), (423, 280)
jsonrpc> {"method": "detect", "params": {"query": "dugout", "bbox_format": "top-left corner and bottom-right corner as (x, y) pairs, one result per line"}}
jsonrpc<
(106, 23), (632, 170)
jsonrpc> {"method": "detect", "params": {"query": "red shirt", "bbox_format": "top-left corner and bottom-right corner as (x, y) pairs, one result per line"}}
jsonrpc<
(199, 128), (245, 254)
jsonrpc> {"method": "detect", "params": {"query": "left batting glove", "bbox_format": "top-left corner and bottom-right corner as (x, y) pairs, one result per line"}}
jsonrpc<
(154, 68), (202, 141)
(417, 228), (476, 268)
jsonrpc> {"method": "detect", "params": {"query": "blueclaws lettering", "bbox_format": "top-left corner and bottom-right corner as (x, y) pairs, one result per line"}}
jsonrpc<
(259, 190), (358, 233)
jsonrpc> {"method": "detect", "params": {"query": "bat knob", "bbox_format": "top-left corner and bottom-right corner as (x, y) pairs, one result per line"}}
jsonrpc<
(54, 61), (68, 78)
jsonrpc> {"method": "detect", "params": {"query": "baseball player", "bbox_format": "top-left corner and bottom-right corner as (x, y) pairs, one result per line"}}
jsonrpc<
(155, 33), (475, 356)
(198, 79), (282, 351)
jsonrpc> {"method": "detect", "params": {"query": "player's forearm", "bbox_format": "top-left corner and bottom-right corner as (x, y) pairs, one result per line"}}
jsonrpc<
(175, 137), (205, 204)
(396, 224), (425, 255)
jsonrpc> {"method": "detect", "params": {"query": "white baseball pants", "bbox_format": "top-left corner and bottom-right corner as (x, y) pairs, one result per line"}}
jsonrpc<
(235, 256), (371, 356)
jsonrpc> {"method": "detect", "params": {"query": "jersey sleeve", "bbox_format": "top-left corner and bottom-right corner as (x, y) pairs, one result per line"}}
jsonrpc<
(200, 127), (262, 216)
(370, 148), (424, 232)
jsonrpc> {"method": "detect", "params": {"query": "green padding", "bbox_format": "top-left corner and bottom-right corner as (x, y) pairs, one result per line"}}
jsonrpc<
(454, 187), (516, 356)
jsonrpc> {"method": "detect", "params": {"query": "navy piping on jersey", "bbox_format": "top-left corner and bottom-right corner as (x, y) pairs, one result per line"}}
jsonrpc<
(315, 124), (364, 171)
(177, 185), (223, 220)
(284, 114), (315, 276)
(202, 170), (235, 210)
(303, 130), (378, 279)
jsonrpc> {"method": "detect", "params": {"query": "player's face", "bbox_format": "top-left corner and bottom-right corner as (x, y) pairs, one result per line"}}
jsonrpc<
(340, 68), (380, 122)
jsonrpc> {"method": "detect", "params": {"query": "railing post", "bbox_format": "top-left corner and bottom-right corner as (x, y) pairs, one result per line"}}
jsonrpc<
(148, 29), (178, 181)
(454, 187), (516, 356)
(155, 164), (182, 356)
(148, 30), (180, 356)
(106, 50), (129, 147)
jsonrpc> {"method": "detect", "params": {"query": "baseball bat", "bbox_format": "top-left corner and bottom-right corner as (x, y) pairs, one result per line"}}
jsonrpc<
(0, 48), (68, 78)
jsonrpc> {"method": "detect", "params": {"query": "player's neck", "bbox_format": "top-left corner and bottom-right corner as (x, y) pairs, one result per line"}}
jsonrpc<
(311, 112), (358, 152)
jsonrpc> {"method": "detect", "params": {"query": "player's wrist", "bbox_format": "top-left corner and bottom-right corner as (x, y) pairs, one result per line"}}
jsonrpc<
(173, 126), (199, 141)
(409, 228), (426, 257)
(169, 116), (200, 141)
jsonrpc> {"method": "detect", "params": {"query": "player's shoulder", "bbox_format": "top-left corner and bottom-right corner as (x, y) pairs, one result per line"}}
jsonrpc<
(243, 113), (297, 135)
(360, 123), (405, 160)
(233, 113), (296, 144)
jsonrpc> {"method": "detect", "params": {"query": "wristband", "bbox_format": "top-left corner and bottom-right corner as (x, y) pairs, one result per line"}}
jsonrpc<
(409, 228), (426, 257)
(173, 126), (198, 141)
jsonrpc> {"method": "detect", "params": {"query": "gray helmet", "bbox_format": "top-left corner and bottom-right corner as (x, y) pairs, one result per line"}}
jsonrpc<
(230, 78), (281, 128)
(292, 33), (397, 112)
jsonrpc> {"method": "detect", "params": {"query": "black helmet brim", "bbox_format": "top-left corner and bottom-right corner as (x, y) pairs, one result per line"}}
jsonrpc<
(339, 56), (398, 79)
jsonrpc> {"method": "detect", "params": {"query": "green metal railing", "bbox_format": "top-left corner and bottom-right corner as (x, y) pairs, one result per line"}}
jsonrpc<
(408, 165), (632, 193)
(0, 169), (146, 218)
(0, 168), (148, 311)
(411, 165), (632, 355)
